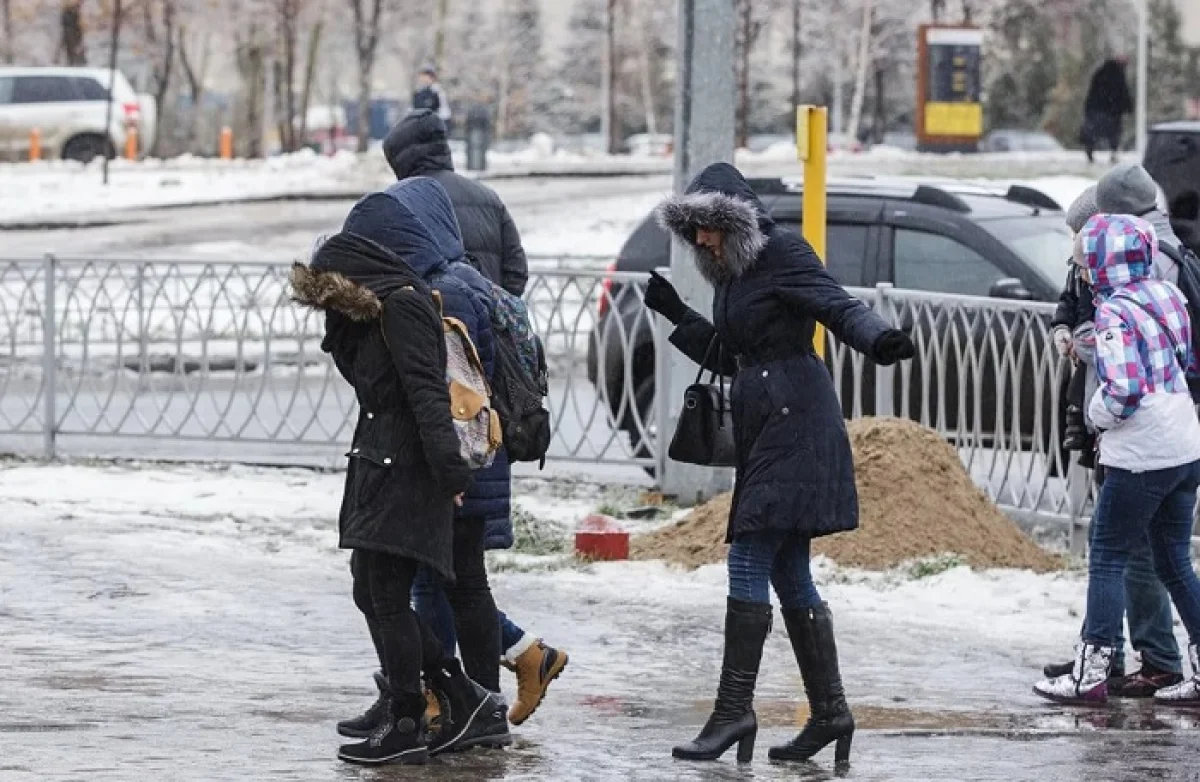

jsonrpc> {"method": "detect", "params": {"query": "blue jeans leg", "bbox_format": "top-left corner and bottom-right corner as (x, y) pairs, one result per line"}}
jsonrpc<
(412, 565), (457, 659)
(1124, 530), (1183, 673)
(728, 531), (822, 609)
(1148, 460), (1200, 646)
(498, 610), (526, 655)
(770, 536), (823, 610)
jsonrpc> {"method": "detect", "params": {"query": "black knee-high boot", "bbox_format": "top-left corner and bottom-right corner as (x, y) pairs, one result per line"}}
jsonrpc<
(672, 598), (772, 763)
(769, 603), (855, 765)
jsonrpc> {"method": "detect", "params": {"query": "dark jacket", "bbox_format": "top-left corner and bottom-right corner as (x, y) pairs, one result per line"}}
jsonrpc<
(384, 109), (529, 297)
(290, 232), (473, 581)
(658, 163), (896, 541)
(1085, 59), (1133, 117)
(341, 177), (511, 540)
(1052, 263), (1097, 330)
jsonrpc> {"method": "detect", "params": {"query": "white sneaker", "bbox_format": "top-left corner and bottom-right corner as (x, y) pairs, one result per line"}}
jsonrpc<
(1155, 644), (1200, 706)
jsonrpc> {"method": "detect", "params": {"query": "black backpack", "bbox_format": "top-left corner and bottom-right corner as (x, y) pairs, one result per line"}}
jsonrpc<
(1157, 240), (1200, 401)
(483, 283), (552, 466)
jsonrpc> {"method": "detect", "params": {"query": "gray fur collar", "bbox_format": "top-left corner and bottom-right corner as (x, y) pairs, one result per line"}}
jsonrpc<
(655, 191), (766, 285)
(289, 263), (381, 321)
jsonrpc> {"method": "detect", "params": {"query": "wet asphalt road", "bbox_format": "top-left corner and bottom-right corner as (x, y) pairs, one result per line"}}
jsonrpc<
(4, 464), (1200, 782)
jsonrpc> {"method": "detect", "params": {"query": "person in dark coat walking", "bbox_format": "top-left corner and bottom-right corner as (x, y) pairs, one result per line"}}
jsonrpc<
(383, 109), (568, 727)
(1082, 57), (1133, 164)
(644, 162), (914, 767)
(290, 228), (506, 764)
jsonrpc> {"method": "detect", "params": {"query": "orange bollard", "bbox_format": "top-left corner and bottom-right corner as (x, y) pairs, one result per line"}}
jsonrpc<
(219, 126), (233, 160)
(124, 127), (139, 160)
(29, 128), (41, 162)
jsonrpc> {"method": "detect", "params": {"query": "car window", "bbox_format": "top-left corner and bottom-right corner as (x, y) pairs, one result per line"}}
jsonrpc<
(71, 77), (110, 101)
(893, 229), (1007, 296)
(11, 76), (76, 104)
(773, 222), (868, 286)
(0, 77), (12, 105)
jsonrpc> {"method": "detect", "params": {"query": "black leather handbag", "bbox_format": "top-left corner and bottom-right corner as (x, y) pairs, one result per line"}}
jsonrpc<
(668, 336), (736, 467)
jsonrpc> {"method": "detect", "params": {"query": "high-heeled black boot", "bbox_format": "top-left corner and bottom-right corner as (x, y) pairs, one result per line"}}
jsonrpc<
(769, 603), (855, 766)
(672, 598), (772, 763)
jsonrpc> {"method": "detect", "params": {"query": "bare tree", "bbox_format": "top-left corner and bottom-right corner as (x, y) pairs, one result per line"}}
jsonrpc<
(791, 0), (801, 112)
(271, 0), (302, 152)
(178, 21), (212, 146)
(142, 0), (178, 157)
(349, 0), (385, 153)
(433, 0), (448, 73)
(234, 11), (267, 157)
(297, 18), (322, 147)
(846, 0), (873, 145)
(734, 0), (764, 149)
(602, 0), (618, 153)
(2, 0), (13, 64)
(60, 0), (86, 65)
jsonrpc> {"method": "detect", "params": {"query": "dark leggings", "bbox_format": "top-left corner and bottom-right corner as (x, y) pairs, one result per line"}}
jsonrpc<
(355, 518), (500, 692)
(351, 550), (446, 698)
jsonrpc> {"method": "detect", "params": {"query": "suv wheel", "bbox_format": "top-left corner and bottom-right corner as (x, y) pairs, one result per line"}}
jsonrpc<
(62, 135), (113, 164)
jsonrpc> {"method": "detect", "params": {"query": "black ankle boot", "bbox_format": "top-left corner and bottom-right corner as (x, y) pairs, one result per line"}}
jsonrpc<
(337, 691), (428, 766)
(769, 603), (855, 766)
(427, 659), (511, 755)
(337, 670), (388, 738)
(673, 598), (772, 763)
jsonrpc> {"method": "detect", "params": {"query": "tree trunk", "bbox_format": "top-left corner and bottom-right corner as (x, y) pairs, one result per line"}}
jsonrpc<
(735, 0), (752, 150)
(297, 21), (322, 150)
(637, 1), (657, 136)
(178, 25), (211, 149)
(235, 21), (266, 159)
(601, 0), (618, 153)
(845, 0), (873, 146)
(871, 65), (885, 144)
(2, 0), (13, 64)
(791, 0), (801, 111)
(150, 1), (177, 158)
(61, 0), (86, 65)
(352, 0), (384, 153)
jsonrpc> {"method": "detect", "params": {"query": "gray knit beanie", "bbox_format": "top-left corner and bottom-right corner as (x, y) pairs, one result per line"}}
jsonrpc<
(1065, 185), (1100, 233)
(1096, 163), (1159, 216)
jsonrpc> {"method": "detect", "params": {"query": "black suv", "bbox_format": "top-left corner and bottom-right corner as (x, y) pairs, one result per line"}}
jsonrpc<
(1145, 121), (1200, 255)
(587, 177), (1074, 461)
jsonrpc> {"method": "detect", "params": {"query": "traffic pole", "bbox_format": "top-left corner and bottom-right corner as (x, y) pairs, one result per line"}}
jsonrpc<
(798, 105), (828, 357)
(219, 126), (234, 160)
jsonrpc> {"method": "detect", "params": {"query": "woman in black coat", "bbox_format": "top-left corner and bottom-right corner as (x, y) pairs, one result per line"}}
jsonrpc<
(291, 231), (506, 765)
(645, 163), (914, 767)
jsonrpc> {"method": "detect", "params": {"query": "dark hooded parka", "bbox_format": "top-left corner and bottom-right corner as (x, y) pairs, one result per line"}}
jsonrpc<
(657, 163), (895, 541)
(290, 230), (473, 581)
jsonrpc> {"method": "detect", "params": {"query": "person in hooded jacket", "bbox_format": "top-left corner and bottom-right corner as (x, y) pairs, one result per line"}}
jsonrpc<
(383, 108), (567, 727)
(290, 228), (505, 764)
(1081, 57), (1133, 164)
(324, 177), (512, 752)
(1034, 214), (1200, 708)
(644, 162), (915, 766)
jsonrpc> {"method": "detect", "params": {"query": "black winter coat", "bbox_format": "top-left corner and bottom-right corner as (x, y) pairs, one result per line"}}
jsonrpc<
(384, 109), (528, 297)
(291, 233), (473, 581)
(658, 163), (896, 541)
(1052, 263), (1096, 331)
(1085, 60), (1133, 117)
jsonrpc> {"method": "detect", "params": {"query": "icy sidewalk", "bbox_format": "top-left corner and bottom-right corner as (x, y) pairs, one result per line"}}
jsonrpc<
(1, 461), (1198, 781)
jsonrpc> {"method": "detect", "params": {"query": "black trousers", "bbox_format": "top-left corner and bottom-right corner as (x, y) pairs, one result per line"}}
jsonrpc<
(354, 517), (501, 692)
(1067, 362), (1088, 410)
(350, 549), (446, 698)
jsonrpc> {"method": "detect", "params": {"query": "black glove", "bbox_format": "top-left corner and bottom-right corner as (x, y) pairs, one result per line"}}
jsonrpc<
(874, 329), (915, 365)
(643, 271), (689, 324)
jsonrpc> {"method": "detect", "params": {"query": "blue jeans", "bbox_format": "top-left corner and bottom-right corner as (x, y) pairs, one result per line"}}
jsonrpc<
(727, 531), (823, 609)
(412, 567), (526, 658)
(1085, 461), (1200, 657)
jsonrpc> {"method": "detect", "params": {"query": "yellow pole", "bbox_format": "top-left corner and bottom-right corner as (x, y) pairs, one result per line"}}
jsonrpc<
(798, 105), (828, 357)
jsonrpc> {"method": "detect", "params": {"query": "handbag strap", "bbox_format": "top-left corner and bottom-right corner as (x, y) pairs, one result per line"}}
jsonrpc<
(696, 335), (728, 417)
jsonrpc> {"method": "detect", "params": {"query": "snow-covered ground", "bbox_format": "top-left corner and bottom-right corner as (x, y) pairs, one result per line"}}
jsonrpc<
(0, 142), (1131, 227)
(3, 459), (1199, 781)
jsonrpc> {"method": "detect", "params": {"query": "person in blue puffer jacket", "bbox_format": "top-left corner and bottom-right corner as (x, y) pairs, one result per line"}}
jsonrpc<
(338, 176), (508, 707)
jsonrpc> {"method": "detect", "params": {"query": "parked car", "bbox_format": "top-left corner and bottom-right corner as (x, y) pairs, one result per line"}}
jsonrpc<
(879, 131), (918, 151)
(0, 67), (155, 162)
(588, 176), (1074, 466)
(1145, 121), (1200, 256)
(979, 130), (1064, 153)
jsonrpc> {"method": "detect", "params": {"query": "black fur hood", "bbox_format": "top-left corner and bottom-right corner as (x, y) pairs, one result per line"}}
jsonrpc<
(655, 162), (771, 286)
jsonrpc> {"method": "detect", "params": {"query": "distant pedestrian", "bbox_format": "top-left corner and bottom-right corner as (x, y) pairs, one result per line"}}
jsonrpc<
(1034, 214), (1200, 708)
(645, 162), (915, 767)
(1081, 56), (1133, 164)
(412, 65), (452, 134)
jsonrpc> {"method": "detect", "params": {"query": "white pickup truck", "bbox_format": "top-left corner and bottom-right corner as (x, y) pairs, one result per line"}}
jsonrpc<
(0, 66), (157, 162)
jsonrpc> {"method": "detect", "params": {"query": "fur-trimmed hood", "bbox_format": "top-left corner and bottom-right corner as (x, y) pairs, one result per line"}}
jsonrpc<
(290, 231), (426, 320)
(655, 162), (771, 285)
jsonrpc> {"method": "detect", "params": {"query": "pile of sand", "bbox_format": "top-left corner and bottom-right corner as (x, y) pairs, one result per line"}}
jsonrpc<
(631, 417), (1062, 572)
